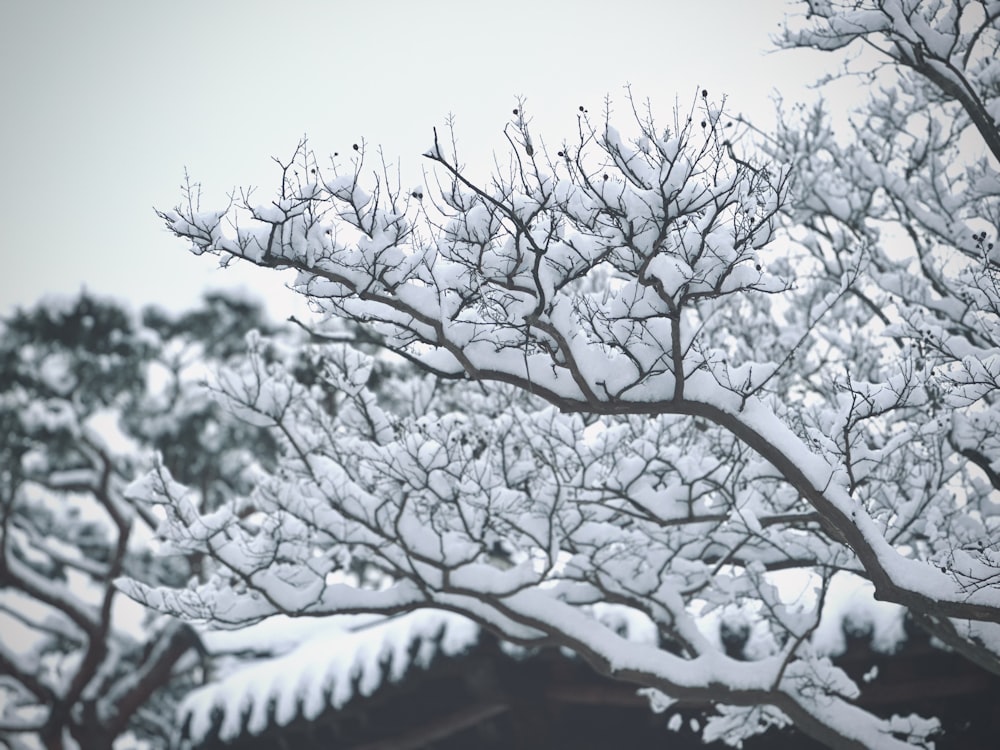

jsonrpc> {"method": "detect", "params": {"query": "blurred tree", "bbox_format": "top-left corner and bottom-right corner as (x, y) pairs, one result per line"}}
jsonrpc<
(0, 291), (282, 750)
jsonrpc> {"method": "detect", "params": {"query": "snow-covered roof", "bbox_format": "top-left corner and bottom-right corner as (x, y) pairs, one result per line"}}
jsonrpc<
(176, 610), (480, 747)
(175, 575), (907, 748)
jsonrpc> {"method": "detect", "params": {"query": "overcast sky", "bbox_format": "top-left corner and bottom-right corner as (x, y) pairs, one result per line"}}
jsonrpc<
(0, 0), (846, 321)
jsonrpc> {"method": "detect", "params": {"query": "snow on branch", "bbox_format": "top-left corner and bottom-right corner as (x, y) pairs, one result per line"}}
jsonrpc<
(143, 22), (1000, 744)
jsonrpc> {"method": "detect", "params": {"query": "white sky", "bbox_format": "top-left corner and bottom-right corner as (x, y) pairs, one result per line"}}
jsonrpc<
(0, 0), (847, 321)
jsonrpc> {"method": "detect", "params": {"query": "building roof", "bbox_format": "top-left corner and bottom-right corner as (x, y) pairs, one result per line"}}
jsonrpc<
(174, 578), (1000, 750)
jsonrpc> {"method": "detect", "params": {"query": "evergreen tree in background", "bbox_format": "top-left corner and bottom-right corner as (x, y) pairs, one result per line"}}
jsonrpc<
(0, 292), (284, 749)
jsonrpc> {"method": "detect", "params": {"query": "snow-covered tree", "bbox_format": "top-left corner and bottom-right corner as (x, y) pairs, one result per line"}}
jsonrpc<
(0, 293), (281, 750)
(129, 1), (1000, 746)
(763, 0), (1000, 676)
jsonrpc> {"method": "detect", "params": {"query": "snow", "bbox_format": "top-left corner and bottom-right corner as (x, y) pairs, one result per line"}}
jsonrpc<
(177, 610), (479, 743)
(84, 408), (144, 457)
(168, 565), (914, 746)
(130, 16), (1000, 745)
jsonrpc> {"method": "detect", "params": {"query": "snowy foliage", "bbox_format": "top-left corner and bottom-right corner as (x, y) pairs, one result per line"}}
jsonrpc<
(132, 2), (1000, 747)
(0, 293), (281, 750)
